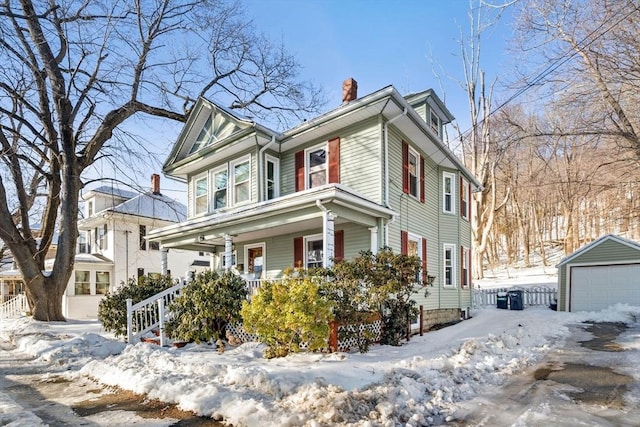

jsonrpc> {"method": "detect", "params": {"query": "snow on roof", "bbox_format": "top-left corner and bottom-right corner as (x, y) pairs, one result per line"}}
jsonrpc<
(111, 192), (186, 223)
(87, 186), (139, 201)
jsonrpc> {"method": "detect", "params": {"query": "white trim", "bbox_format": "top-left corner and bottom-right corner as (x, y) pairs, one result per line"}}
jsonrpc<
(211, 164), (229, 210)
(305, 142), (328, 190)
(303, 233), (323, 269)
(407, 146), (421, 199)
(265, 154), (280, 200)
(443, 172), (456, 214)
(443, 243), (456, 288)
(230, 154), (252, 206)
(461, 178), (469, 220)
(556, 234), (640, 267)
(193, 172), (209, 216)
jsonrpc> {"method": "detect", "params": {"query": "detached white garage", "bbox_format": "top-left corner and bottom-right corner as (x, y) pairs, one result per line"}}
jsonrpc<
(557, 235), (640, 312)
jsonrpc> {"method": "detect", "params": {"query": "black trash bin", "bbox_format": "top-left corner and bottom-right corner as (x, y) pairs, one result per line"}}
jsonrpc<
(497, 292), (509, 309)
(508, 290), (524, 310)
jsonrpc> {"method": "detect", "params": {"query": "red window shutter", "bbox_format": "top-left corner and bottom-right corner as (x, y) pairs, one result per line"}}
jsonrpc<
(295, 150), (305, 192)
(334, 229), (344, 262)
(328, 137), (340, 184)
(401, 230), (408, 255)
(468, 181), (472, 218)
(461, 246), (466, 287)
(402, 141), (409, 194)
(294, 237), (304, 268)
(420, 155), (425, 203)
(460, 176), (463, 218)
(422, 238), (428, 283)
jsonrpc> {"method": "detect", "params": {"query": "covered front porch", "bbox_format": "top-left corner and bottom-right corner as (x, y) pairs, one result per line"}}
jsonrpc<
(148, 185), (396, 280)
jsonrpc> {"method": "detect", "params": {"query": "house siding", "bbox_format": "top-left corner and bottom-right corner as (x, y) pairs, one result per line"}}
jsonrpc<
(557, 239), (640, 311)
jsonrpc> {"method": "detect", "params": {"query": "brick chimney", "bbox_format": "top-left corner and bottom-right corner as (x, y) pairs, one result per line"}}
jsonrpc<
(342, 78), (358, 103)
(151, 174), (161, 195)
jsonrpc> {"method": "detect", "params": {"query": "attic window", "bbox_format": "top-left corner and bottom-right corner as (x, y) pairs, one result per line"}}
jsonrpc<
(188, 111), (241, 155)
(430, 110), (441, 136)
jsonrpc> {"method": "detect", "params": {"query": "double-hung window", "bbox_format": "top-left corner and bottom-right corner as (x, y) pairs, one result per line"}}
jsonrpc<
(96, 271), (110, 295)
(443, 172), (455, 214)
(265, 155), (280, 200)
(430, 110), (441, 137)
(461, 247), (470, 288)
(407, 233), (422, 283)
(444, 244), (456, 287)
(75, 271), (90, 295)
(461, 178), (470, 220)
(95, 224), (107, 250)
(232, 158), (250, 204)
(194, 175), (208, 215)
(307, 144), (327, 188)
(213, 167), (228, 209)
(408, 147), (419, 198)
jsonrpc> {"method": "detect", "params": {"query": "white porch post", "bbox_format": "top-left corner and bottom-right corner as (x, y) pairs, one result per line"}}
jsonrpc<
(209, 252), (216, 271)
(160, 248), (168, 275)
(369, 226), (378, 255)
(224, 234), (233, 270)
(322, 210), (336, 268)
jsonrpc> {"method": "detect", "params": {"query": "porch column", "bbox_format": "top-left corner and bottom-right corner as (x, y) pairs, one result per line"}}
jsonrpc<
(322, 210), (336, 268)
(224, 234), (233, 271)
(369, 226), (378, 255)
(161, 248), (168, 275)
(209, 252), (216, 271)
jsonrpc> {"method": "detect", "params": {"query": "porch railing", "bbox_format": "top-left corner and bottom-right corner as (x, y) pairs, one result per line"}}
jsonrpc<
(0, 294), (29, 319)
(472, 286), (557, 308)
(126, 281), (185, 345)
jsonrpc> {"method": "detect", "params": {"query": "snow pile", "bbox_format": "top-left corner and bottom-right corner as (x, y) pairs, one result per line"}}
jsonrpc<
(1, 302), (639, 425)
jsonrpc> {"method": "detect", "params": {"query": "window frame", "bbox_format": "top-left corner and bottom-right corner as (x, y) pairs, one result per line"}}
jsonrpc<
(95, 271), (110, 295)
(265, 154), (280, 200)
(244, 242), (266, 277)
(430, 109), (441, 137)
(444, 244), (456, 288)
(231, 155), (251, 206)
(408, 146), (420, 199)
(461, 246), (470, 288)
(212, 165), (229, 210)
(461, 178), (470, 220)
(407, 232), (423, 283)
(305, 143), (328, 189)
(443, 172), (456, 214)
(304, 233), (324, 269)
(193, 173), (209, 216)
(74, 270), (91, 295)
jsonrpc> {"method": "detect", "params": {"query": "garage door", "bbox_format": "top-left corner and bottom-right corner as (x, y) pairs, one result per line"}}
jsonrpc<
(570, 264), (640, 311)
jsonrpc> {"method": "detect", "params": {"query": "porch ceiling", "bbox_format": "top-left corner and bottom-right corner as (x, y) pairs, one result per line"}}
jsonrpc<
(148, 185), (395, 251)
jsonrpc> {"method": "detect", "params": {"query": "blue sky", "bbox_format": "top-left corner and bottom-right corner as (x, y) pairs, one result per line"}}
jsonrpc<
(244, 0), (515, 130)
(106, 1), (517, 202)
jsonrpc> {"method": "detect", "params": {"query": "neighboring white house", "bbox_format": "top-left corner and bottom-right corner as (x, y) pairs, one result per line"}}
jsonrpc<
(51, 174), (210, 319)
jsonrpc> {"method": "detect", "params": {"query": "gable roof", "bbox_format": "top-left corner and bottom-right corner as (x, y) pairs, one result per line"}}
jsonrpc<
(163, 84), (482, 190)
(112, 192), (186, 222)
(556, 234), (640, 267)
(84, 186), (139, 201)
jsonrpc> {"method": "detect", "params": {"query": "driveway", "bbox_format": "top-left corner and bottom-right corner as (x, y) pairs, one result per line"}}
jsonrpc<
(451, 321), (640, 426)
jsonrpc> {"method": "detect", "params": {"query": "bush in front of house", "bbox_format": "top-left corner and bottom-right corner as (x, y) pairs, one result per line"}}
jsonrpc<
(165, 270), (247, 344)
(241, 270), (334, 358)
(98, 274), (175, 338)
(322, 247), (430, 347)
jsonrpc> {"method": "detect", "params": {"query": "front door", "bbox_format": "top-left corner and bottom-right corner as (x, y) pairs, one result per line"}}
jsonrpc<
(246, 244), (265, 278)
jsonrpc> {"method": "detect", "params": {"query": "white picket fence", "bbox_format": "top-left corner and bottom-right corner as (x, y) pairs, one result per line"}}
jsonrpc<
(473, 286), (557, 309)
(0, 294), (29, 319)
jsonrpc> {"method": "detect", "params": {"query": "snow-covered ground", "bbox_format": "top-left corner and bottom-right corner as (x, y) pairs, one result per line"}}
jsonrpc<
(0, 266), (639, 426)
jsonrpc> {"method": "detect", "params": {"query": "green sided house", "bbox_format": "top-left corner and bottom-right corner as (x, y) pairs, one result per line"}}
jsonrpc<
(556, 234), (640, 312)
(148, 78), (482, 329)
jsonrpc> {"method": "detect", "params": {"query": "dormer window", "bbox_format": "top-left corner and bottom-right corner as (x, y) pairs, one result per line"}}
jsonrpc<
(430, 110), (441, 137)
(87, 201), (93, 217)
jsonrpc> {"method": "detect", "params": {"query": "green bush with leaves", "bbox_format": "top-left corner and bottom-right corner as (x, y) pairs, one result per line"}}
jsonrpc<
(165, 270), (247, 344)
(98, 275), (175, 338)
(321, 247), (432, 347)
(241, 270), (334, 358)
